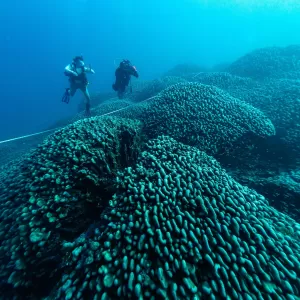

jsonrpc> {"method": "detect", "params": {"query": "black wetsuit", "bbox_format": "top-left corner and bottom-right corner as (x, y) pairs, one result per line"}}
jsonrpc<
(112, 64), (138, 98)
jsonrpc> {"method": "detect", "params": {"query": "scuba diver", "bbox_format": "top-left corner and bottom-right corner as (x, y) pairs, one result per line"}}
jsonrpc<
(112, 59), (139, 99)
(62, 55), (95, 116)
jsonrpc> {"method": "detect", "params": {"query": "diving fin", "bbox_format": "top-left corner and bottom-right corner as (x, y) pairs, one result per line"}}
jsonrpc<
(62, 88), (71, 104)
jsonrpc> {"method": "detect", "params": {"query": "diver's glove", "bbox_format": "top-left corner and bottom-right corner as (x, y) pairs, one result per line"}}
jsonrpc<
(85, 65), (95, 74)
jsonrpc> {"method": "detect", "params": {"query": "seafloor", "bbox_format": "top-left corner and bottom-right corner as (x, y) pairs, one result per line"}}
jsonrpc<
(1, 45), (300, 299)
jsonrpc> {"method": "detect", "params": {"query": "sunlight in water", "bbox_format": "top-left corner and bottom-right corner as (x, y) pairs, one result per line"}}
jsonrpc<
(190, 0), (300, 11)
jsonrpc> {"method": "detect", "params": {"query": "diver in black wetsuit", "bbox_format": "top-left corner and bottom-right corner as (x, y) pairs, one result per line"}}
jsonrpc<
(112, 59), (139, 99)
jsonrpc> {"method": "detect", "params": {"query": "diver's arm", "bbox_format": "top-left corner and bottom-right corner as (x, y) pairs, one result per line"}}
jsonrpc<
(133, 70), (139, 78)
(128, 66), (139, 78)
(64, 65), (77, 76)
(84, 66), (95, 74)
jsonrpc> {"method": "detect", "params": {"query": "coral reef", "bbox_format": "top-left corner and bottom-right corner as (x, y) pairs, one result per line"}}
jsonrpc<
(227, 45), (300, 79)
(0, 134), (49, 169)
(0, 116), (143, 298)
(228, 167), (300, 224)
(52, 136), (300, 299)
(118, 82), (275, 155)
(194, 71), (300, 218)
(195, 72), (300, 156)
(1, 44), (300, 300)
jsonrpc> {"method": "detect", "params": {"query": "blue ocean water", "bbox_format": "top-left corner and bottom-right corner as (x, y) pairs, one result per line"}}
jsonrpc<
(2, 2), (300, 299)
(1, 0), (300, 140)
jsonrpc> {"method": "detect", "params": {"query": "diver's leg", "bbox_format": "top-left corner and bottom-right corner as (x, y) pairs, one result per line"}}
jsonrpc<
(69, 82), (77, 96)
(81, 86), (91, 116)
(112, 83), (118, 91)
(118, 84), (126, 99)
(117, 90), (123, 99)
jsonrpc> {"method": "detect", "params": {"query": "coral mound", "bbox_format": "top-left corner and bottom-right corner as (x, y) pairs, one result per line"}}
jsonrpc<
(54, 136), (300, 299)
(227, 45), (300, 79)
(119, 82), (275, 155)
(194, 71), (257, 90)
(195, 73), (300, 155)
(0, 116), (143, 298)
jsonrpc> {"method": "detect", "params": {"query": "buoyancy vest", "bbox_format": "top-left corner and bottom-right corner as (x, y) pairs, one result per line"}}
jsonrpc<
(66, 63), (88, 85)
